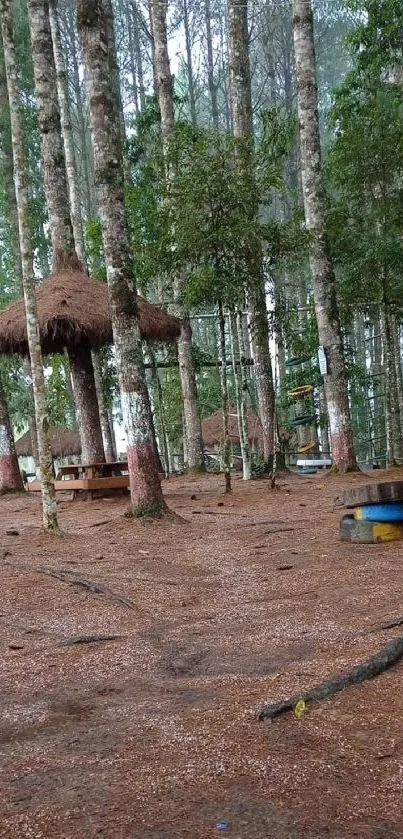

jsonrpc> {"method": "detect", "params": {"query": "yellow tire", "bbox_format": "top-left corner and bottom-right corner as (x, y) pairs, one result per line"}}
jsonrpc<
(297, 441), (316, 454)
(288, 385), (314, 399)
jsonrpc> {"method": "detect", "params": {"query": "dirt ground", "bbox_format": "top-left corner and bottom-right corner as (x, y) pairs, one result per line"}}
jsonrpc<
(2, 468), (403, 838)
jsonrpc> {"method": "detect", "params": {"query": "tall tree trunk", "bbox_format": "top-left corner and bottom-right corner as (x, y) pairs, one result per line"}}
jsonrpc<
(91, 351), (115, 462)
(292, 0), (356, 471)
(0, 24), (21, 284)
(1, 0), (58, 529)
(204, 0), (219, 129)
(50, 0), (113, 460)
(227, 0), (276, 468)
(183, 0), (197, 126)
(0, 28), (39, 468)
(150, 0), (204, 472)
(49, 0), (85, 265)
(28, 0), (104, 465)
(392, 315), (403, 433)
(229, 310), (251, 479)
(0, 369), (23, 492)
(130, 2), (146, 112)
(382, 307), (403, 465)
(218, 301), (231, 492)
(78, 0), (164, 514)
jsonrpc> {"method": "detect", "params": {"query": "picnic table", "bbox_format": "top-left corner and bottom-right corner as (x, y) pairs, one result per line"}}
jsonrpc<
(27, 461), (130, 498)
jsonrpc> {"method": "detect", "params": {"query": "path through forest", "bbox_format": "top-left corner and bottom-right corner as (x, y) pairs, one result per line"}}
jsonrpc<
(1, 470), (403, 837)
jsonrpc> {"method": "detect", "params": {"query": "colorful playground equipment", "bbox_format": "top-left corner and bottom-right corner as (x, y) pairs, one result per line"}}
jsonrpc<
(341, 480), (403, 543)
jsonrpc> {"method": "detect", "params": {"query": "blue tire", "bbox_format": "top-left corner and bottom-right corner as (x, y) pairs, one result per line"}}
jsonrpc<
(354, 502), (403, 522)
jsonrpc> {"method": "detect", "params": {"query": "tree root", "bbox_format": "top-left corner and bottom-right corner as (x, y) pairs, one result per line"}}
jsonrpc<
(59, 634), (120, 647)
(35, 566), (136, 610)
(258, 635), (403, 721)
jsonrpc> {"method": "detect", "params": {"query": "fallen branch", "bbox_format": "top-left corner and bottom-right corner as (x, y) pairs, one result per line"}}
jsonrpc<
(59, 634), (120, 647)
(259, 635), (403, 721)
(35, 566), (136, 610)
(378, 616), (403, 631)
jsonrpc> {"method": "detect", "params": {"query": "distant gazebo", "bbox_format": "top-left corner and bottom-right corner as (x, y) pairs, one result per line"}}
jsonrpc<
(0, 269), (181, 464)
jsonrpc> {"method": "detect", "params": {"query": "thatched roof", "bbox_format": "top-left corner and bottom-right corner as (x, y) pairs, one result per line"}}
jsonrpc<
(202, 406), (263, 448)
(0, 270), (181, 355)
(16, 425), (81, 458)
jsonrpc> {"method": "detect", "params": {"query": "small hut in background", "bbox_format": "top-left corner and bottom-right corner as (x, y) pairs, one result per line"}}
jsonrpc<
(0, 270), (181, 466)
(15, 425), (82, 479)
(202, 406), (263, 464)
(16, 425), (81, 459)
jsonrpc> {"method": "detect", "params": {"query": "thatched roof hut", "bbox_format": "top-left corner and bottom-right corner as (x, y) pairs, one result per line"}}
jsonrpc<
(0, 270), (181, 355)
(16, 425), (81, 458)
(202, 406), (263, 449)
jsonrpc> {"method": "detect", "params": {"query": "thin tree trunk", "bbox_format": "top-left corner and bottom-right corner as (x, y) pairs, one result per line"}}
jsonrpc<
(0, 24), (21, 284)
(150, 0), (204, 472)
(78, 0), (164, 514)
(127, 4), (139, 115)
(1, 0), (58, 529)
(229, 310), (251, 479)
(218, 301), (231, 492)
(204, 0), (219, 130)
(183, 0), (197, 126)
(292, 0), (356, 471)
(0, 32), (39, 474)
(0, 369), (23, 492)
(392, 315), (403, 433)
(130, 2), (146, 111)
(91, 351), (115, 462)
(382, 307), (403, 465)
(148, 346), (170, 475)
(49, 0), (85, 265)
(227, 0), (276, 468)
(28, 0), (105, 465)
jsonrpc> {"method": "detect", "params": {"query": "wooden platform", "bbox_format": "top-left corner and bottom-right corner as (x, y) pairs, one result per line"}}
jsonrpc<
(27, 461), (130, 499)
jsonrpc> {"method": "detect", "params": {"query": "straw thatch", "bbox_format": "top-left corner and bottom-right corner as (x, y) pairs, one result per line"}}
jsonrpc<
(16, 426), (81, 458)
(202, 406), (263, 449)
(0, 270), (181, 355)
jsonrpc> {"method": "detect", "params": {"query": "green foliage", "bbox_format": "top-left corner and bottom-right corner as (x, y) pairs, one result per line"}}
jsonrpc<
(327, 24), (403, 315)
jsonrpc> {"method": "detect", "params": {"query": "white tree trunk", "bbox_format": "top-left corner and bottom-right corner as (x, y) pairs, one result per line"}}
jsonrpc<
(1, 0), (58, 530)
(78, 0), (164, 513)
(227, 0), (276, 469)
(150, 0), (204, 472)
(293, 0), (356, 471)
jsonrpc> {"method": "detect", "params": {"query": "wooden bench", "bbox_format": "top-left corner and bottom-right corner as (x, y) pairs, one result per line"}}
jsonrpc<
(27, 461), (130, 499)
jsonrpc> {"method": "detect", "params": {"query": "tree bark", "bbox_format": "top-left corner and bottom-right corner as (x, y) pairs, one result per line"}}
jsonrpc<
(292, 0), (356, 471)
(1, 0), (58, 529)
(78, 0), (164, 514)
(49, 0), (85, 266)
(0, 369), (23, 492)
(382, 307), (403, 465)
(218, 302), (231, 492)
(28, 0), (105, 465)
(150, 0), (204, 472)
(182, 0), (197, 127)
(204, 0), (219, 130)
(50, 0), (113, 460)
(227, 0), (276, 467)
(230, 310), (251, 479)
(131, 2), (146, 112)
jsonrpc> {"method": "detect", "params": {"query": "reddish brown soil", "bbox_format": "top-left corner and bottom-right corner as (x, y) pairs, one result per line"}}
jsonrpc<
(1, 469), (403, 838)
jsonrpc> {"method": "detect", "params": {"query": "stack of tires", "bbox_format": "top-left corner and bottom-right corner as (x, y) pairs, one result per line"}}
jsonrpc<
(341, 481), (403, 543)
